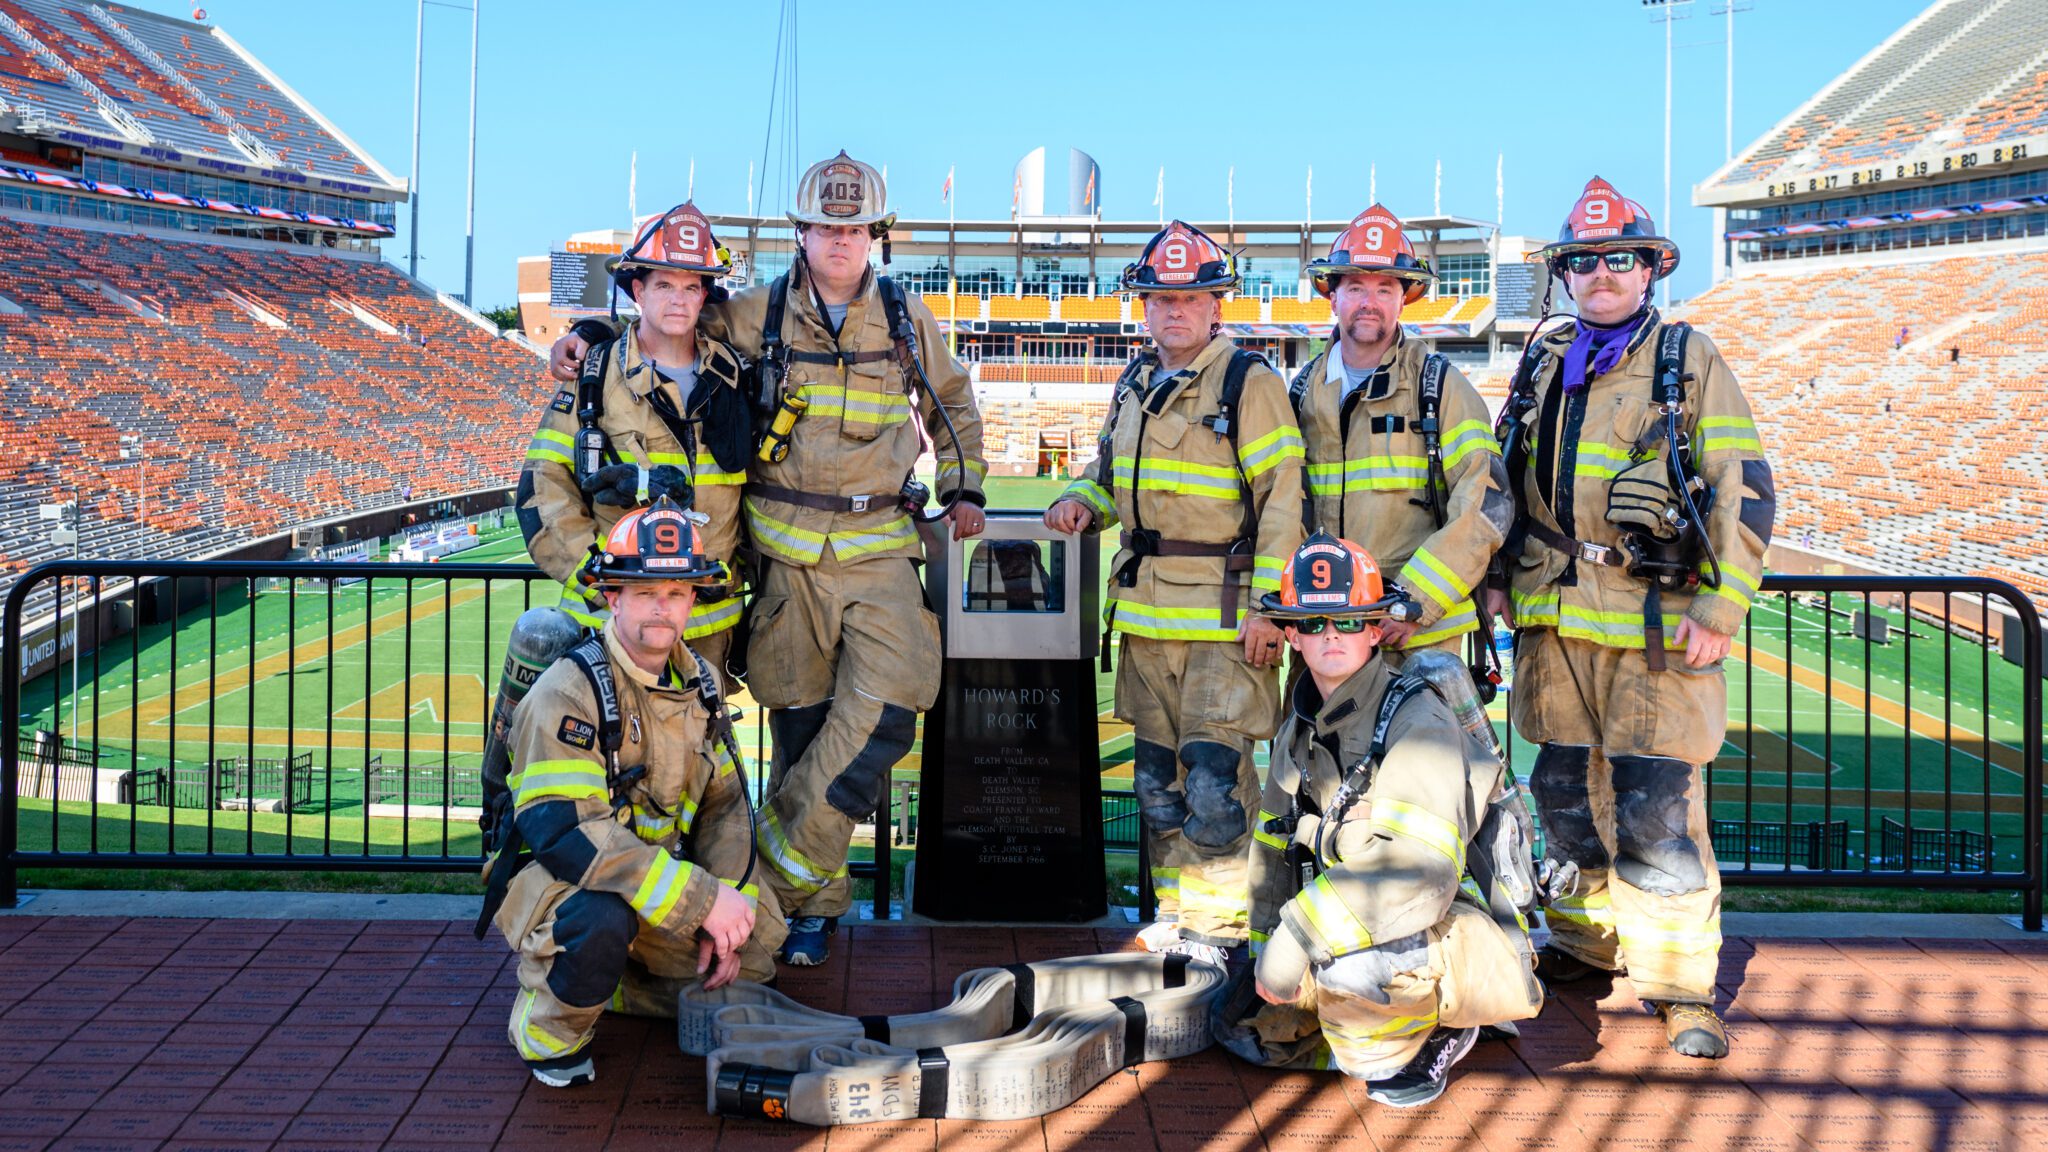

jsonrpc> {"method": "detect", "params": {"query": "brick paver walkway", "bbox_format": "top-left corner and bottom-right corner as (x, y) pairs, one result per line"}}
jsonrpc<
(2, 916), (2044, 1150)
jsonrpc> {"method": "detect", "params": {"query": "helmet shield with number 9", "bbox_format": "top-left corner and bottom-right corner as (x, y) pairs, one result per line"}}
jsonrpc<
(1309, 204), (1434, 303)
(1537, 176), (1679, 281)
(593, 495), (723, 585)
(1258, 530), (1417, 621)
(611, 201), (733, 297)
(1122, 220), (1239, 293)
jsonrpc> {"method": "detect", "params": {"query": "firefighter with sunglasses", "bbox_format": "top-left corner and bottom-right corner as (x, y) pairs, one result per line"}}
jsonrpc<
(1486, 177), (1775, 1059)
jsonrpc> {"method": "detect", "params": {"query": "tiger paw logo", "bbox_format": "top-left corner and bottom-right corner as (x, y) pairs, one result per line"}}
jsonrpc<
(761, 1098), (786, 1120)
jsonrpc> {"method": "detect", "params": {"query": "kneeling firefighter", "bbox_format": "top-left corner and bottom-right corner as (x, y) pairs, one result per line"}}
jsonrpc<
(1044, 220), (1307, 964)
(1486, 177), (1775, 1059)
(477, 497), (783, 1088)
(1219, 532), (1542, 1109)
(515, 200), (753, 684)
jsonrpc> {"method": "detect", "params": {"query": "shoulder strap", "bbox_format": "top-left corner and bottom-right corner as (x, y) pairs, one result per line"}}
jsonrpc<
(564, 636), (625, 762)
(1417, 352), (1450, 528)
(1286, 352), (1318, 417)
(762, 274), (790, 357)
(577, 336), (614, 424)
(1325, 674), (1436, 828)
(1212, 348), (1265, 542)
(1654, 320), (1692, 409)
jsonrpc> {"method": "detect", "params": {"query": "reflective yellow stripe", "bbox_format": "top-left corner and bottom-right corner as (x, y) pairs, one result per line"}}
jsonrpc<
(745, 502), (828, 564)
(721, 876), (760, 901)
(1254, 809), (1288, 852)
(1616, 915), (1722, 955)
(1178, 872), (1249, 925)
(1150, 866), (1181, 896)
(1307, 458), (1428, 494)
(513, 988), (579, 1060)
(1704, 563), (1760, 612)
(1063, 479), (1115, 522)
(1325, 1010), (1437, 1045)
(1407, 602), (1479, 646)
(1370, 798), (1465, 872)
(1699, 416), (1760, 451)
(756, 807), (842, 893)
(1572, 442), (1634, 480)
(1439, 420), (1498, 471)
(1113, 456), (1241, 501)
(692, 449), (745, 486)
(511, 759), (607, 804)
(629, 853), (693, 927)
(1238, 425), (1305, 479)
(1252, 555), (1283, 593)
(682, 595), (743, 639)
(830, 516), (918, 560)
(1108, 600), (1244, 642)
(1400, 548), (1470, 612)
(1297, 874), (1374, 954)
(525, 427), (574, 466)
(1548, 888), (1614, 930)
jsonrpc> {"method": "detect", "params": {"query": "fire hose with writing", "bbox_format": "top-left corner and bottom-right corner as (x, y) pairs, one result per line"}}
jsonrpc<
(678, 951), (1225, 1125)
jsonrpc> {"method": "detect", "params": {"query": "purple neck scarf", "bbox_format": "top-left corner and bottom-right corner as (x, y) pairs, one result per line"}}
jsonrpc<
(1562, 310), (1649, 393)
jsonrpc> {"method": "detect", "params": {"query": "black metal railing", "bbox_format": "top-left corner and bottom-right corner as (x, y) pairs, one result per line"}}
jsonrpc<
(5, 563), (2042, 930)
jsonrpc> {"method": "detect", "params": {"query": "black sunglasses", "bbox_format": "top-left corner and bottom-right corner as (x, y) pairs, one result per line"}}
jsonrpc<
(1291, 616), (1371, 635)
(1562, 250), (1645, 274)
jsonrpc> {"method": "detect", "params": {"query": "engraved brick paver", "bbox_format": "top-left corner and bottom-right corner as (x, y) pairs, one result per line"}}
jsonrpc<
(2, 916), (2044, 1150)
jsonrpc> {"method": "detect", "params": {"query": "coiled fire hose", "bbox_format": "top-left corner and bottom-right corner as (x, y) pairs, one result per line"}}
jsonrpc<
(678, 951), (1225, 1125)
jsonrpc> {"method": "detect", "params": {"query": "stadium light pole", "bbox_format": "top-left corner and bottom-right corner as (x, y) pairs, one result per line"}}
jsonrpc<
(408, 0), (423, 280)
(462, 0), (478, 306)
(1645, 0), (1693, 309)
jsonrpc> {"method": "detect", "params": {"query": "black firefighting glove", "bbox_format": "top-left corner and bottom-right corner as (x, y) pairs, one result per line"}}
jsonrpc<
(1606, 456), (1683, 541)
(580, 463), (693, 509)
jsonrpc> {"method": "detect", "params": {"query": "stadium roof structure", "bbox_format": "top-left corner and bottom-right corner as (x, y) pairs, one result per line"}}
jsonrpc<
(1697, 0), (2048, 208)
(0, 0), (402, 200)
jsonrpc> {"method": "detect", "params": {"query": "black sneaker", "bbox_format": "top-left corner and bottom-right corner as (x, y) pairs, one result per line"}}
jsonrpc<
(526, 1052), (596, 1088)
(778, 916), (837, 966)
(1533, 945), (1607, 985)
(1366, 1025), (1478, 1108)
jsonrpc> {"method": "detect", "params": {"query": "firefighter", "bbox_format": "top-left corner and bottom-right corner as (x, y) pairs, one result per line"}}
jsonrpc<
(552, 153), (988, 966)
(1217, 532), (1542, 1107)
(1292, 204), (1511, 657)
(517, 201), (752, 684)
(488, 496), (781, 1087)
(1486, 176), (1775, 1059)
(1044, 221), (1306, 965)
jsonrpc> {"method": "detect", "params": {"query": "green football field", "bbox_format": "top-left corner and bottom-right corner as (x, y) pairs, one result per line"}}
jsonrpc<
(13, 476), (2040, 875)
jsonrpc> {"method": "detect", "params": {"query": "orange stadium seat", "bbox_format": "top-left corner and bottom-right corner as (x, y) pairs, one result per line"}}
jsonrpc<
(1269, 297), (1331, 324)
(0, 215), (544, 607)
(1672, 248), (2048, 607)
(1060, 296), (1122, 322)
(1220, 298), (1262, 323)
(987, 296), (1052, 321)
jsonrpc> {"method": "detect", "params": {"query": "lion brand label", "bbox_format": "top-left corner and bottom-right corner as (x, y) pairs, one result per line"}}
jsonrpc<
(557, 717), (597, 750)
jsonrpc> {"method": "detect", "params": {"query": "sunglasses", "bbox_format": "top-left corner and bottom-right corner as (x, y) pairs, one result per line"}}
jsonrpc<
(1291, 616), (1371, 635)
(1562, 251), (1646, 274)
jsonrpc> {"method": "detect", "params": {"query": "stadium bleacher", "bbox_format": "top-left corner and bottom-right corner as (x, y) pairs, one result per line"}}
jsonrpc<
(0, 215), (542, 608)
(1673, 248), (2048, 604)
(0, 0), (385, 182)
(1709, 0), (2048, 189)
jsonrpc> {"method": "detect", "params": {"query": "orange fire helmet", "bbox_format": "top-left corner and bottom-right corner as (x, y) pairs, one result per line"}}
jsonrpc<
(1121, 220), (1239, 293)
(1259, 531), (1418, 621)
(591, 495), (723, 585)
(1309, 204), (1434, 303)
(1537, 176), (1679, 281)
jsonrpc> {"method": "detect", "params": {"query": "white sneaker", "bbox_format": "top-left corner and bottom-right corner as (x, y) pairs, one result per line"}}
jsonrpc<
(1138, 923), (1228, 968)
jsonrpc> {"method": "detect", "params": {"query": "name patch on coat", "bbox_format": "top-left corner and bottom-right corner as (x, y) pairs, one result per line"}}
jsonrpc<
(550, 390), (575, 414)
(557, 717), (597, 750)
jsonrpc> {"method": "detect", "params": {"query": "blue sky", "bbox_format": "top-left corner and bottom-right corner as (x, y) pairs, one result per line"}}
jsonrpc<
(147, 0), (1932, 307)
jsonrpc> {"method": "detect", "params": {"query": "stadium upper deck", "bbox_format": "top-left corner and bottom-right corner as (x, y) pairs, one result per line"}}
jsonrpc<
(0, 0), (402, 248)
(1697, 0), (2048, 280)
(518, 209), (1550, 375)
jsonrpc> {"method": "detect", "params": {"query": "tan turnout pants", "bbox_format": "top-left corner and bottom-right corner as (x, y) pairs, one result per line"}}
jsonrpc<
(1510, 628), (1725, 1003)
(746, 552), (943, 919)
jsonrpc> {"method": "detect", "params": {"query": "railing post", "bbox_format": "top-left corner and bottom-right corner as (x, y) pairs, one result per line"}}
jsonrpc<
(2, 565), (33, 909)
